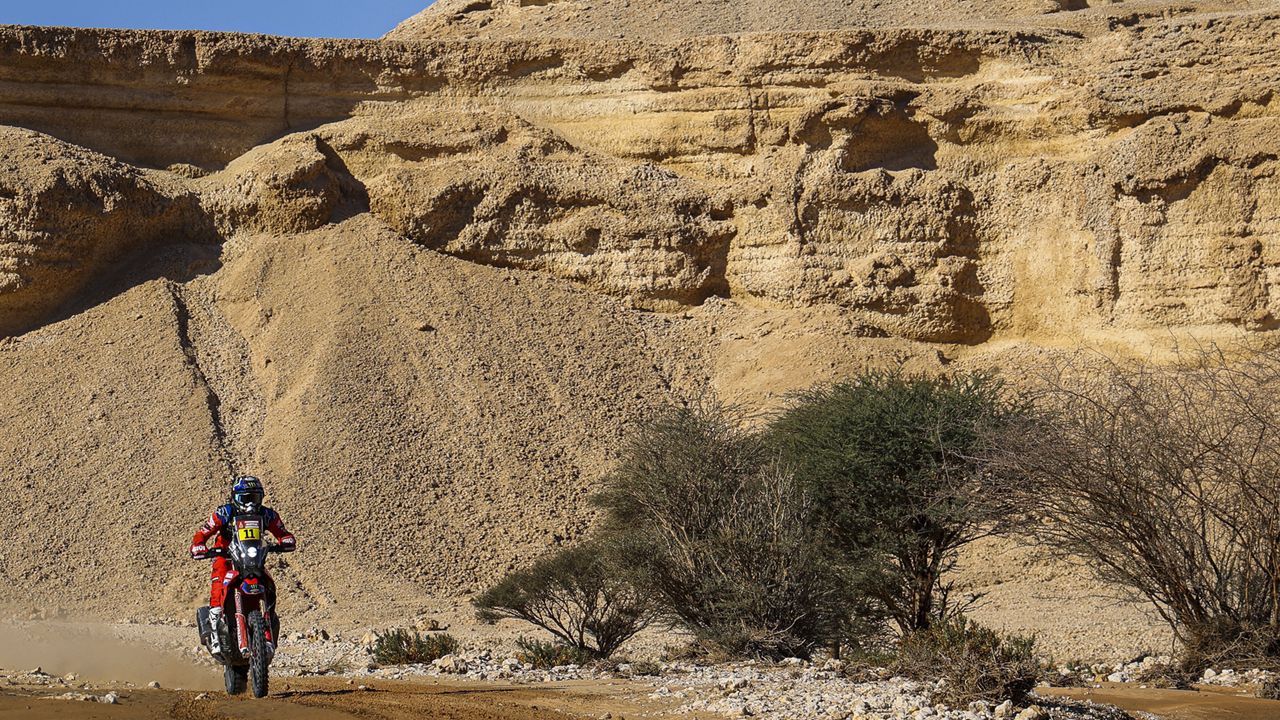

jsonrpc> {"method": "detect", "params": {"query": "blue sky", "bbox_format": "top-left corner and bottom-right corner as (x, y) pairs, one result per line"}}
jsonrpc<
(0, 1), (435, 39)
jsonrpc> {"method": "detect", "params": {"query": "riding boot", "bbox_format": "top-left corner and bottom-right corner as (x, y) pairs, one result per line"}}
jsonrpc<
(208, 607), (224, 654)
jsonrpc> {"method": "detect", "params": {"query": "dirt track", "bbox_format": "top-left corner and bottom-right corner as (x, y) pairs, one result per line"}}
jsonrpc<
(1042, 685), (1280, 720)
(5, 677), (1280, 720)
(0, 677), (691, 720)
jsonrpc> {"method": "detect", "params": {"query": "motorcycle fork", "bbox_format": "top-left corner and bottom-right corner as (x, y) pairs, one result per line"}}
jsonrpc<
(262, 584), (276, 645)
(263, 606), (274, 644)
(234, 589), (250, 654)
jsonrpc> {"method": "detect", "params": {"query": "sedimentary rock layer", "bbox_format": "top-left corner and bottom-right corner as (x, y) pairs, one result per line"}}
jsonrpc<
(3, 14), (1278, 341)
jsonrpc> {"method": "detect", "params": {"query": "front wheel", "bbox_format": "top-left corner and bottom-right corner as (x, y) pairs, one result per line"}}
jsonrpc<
(223, 664), (247, 695)
(248, 611), (270, 698)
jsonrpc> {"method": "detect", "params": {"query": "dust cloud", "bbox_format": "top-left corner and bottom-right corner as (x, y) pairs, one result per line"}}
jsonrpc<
(0, 620), (218, 690)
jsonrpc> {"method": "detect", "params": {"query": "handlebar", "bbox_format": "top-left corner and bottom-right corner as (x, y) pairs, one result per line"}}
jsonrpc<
(193, 545), (292, 560)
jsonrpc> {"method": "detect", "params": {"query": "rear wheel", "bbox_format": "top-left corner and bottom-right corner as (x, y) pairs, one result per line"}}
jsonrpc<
(248, 610), (270, 698)
(223, 664), (247, 695)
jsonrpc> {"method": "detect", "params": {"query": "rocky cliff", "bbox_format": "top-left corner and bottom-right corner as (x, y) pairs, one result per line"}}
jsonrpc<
(1, 2), (1277, 655)
(4, 12), (1278, 343)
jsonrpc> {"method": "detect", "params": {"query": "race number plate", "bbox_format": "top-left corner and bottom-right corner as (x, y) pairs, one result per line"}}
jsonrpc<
(236, 519), (262, 541)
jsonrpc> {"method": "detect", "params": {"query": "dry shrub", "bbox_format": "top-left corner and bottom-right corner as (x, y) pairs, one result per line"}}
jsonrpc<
(893, 617), (1040, 706)
(372, 629), (458, 665)
(515, 636), (595, 669)
(1131, 659), (1196, 690)
(1180, 618), (1280, 673)
(473, 542), (654, 659)
(988, 345), (1280, 672)
(627, 659), (662, 676)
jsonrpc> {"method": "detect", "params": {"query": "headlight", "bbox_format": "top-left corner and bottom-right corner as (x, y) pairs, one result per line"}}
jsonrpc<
(247, 546), (259, 558)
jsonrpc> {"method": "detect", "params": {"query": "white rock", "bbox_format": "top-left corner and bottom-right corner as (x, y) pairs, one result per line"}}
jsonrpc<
(434, 654), (468, 673)
(1014, 706), (1047, 720)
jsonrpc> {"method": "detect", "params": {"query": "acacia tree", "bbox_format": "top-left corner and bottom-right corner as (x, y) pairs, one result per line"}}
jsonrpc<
(988, 347), (1280, 669)
(768, 371), (1026, 633)
(593, 403), (863, 659)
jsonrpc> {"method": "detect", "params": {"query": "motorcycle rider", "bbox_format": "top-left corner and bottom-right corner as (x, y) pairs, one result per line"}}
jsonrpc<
(190, 476), (296, 651)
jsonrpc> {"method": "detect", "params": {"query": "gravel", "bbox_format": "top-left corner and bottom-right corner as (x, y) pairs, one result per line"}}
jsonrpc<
(269, 642), (1149, 720)
(1047, 654), (1277, 689)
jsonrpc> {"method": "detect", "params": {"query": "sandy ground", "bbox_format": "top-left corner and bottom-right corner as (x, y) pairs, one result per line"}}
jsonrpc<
(1042, 685), (1280, 720)
(5, 676), (1280, 720)
(2, 619), (1279, 720)
(0, 677), (691, 720)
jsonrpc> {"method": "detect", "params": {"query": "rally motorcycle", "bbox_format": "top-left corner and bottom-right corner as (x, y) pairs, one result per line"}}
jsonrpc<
(193, 514), (287, 698)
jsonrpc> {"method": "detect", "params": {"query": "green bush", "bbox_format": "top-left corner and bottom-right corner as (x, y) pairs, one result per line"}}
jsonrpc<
(893, 617), (1040, 706)
(371, 629), (458, 665)
(515, 636), (595, 669)
(594, 402), (865, 659)
(769, 371), (1025, 633)
(473, 541), (654, 659)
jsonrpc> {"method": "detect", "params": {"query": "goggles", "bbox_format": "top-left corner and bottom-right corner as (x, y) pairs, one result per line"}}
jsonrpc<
(234, 491), (263, 505)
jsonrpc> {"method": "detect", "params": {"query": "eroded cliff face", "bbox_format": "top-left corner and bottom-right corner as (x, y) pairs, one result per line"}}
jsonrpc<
(0, 5), (1277, 646)
(3, 13), (1277, 344)
(0, 127), (212, 336)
